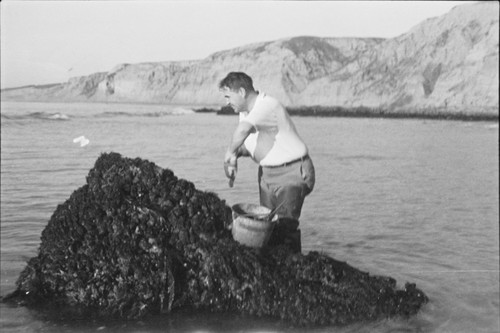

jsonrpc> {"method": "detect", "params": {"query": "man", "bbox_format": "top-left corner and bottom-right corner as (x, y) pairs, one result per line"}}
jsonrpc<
(220, 72), (315, 253)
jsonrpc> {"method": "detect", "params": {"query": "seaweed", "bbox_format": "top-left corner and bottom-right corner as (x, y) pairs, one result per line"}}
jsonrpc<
(2, 152), (428, 326)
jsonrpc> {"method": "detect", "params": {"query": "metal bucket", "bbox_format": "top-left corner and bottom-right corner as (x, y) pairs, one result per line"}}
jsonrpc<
(231, 203), (278, 248)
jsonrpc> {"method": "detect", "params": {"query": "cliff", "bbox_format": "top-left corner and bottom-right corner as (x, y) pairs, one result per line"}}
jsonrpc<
(1, 2), (498, 115)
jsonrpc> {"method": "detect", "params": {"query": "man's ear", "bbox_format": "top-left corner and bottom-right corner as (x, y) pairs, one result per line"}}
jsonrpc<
(238, 87), (247, 98)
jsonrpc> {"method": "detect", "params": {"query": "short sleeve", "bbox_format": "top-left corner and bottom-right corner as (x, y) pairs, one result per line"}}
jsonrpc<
(244, 96), (277, 129)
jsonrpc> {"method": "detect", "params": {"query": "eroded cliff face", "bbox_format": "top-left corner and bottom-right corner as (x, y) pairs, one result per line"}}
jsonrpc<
(2, 2), (498, 114)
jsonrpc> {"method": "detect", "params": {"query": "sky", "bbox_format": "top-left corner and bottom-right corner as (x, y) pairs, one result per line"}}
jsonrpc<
(1, 0), (476, 89)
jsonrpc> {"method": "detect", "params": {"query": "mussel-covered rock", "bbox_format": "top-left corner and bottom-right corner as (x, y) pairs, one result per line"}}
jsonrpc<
(2, 152), (428, 326)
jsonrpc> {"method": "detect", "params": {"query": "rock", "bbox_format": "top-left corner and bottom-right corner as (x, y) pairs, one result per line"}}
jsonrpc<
(2, 152), (428, 326)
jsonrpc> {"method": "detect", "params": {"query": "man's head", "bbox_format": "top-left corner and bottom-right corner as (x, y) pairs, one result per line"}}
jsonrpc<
(219, 72), (256, 112)
(219, 72), (255, 94)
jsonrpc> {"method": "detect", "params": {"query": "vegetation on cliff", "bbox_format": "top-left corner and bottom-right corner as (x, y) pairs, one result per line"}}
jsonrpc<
(196, 105), (498, 121)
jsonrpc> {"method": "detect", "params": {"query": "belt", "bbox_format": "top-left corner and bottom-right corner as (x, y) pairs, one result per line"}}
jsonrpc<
(262, 155), (309, 168)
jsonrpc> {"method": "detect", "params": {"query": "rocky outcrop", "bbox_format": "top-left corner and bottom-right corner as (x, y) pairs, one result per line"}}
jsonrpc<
(2, 152), (428, 326)
(1, 2), (497, 115)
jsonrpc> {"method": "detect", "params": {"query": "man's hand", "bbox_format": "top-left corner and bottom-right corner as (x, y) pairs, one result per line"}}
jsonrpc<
(224, 150), (237, 165)
(224, 154), (237, 187)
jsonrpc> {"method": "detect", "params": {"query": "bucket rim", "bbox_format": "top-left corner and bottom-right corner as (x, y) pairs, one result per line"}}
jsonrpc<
(231, 203), (272, 215)
(231, 203), (278, 223)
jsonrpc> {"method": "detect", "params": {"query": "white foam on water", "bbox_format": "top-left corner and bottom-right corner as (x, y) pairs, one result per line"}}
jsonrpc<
(73, 135), (89, 147)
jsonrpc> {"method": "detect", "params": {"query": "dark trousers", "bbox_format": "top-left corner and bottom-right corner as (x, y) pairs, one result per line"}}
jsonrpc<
(258, 156), (315, 253)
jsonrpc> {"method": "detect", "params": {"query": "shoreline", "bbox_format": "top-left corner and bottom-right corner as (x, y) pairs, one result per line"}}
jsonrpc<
(2, 100), (497, 122)
(195, 106), (499, 122)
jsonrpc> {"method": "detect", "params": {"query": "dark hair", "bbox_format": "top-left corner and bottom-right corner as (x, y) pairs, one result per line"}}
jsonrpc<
(219, 72), (255, 93)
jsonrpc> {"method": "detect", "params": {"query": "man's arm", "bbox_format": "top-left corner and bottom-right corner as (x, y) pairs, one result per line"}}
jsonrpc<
(225, 121), (254, 163)
(236, 144), (250, 158)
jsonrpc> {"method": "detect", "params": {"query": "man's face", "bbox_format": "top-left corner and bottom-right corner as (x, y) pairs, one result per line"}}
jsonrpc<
(220, 86), (246, 113)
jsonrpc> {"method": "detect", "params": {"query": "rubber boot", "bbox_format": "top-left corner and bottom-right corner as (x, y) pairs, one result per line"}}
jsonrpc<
(284, 229), (301, 254)
(267, 218), (301, 253)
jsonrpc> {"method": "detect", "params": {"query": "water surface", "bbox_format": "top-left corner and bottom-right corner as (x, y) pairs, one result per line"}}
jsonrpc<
(1, 101), (498, 332)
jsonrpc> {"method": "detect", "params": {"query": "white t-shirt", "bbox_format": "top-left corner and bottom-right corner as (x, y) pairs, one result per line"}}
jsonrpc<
(239, 92), (308, 166)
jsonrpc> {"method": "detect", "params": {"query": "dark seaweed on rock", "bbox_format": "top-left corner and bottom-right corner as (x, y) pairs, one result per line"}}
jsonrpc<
(3, 152), (428, 326)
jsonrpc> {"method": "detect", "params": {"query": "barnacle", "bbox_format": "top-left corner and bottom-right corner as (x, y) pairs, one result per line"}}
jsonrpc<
(3, 152), (428, 326)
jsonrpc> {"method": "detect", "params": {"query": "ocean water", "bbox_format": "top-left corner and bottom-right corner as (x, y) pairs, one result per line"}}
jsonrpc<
(1, 101), (498, 333)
